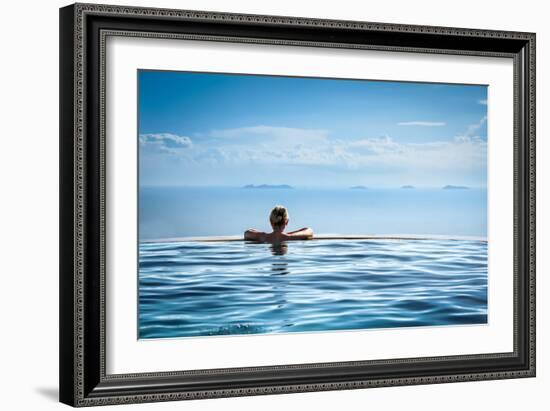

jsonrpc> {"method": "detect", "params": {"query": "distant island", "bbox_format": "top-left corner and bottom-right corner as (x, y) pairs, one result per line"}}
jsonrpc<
(243, 184), (293, 189)
(401, 185), (415, 189)
(350, 185), (368, 190)
(442, 185), (469, 190)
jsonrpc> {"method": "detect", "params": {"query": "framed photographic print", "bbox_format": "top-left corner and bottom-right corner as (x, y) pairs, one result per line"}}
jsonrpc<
(59, 3), (536, 407)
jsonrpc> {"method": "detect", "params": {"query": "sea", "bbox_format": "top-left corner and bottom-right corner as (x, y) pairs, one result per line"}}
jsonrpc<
(139, 186), (487, 240)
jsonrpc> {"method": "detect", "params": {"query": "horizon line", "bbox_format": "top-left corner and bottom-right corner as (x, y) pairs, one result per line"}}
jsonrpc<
(139, 184), (488, 190)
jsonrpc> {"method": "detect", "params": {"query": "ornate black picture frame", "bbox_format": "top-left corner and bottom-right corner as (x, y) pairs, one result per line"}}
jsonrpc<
(59, 3), (535, 407)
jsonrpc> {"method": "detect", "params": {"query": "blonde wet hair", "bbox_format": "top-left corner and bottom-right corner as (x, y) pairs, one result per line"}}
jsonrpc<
(269, 205), (289, 230)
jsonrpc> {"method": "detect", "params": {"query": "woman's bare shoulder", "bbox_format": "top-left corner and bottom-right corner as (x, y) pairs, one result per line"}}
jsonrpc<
(244, 229), (266, 241)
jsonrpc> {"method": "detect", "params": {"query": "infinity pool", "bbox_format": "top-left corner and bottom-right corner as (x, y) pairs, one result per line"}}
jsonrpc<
(138, 238), (487, 339)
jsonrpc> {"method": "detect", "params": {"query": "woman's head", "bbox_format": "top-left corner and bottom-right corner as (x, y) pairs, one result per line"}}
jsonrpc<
(269, 205), (289, 231)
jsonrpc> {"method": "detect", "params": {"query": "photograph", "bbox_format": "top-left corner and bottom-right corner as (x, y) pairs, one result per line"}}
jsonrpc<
(137, 70), (489, 340)
(56, 2), (536, 406)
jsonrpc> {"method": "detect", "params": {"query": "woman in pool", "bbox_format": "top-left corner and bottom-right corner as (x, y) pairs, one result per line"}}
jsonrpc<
(244, 205), (314, 243)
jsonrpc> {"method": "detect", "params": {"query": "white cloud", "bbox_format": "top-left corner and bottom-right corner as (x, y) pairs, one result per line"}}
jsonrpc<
(196, 126), (485, 171)
(141, 126), (486, 174)
(336, 135), (485, 170)
(139, 133), (192, 154)
(478, 99), (488, 105)
(397, 121), (446, 127)
(460, 115), (487, 139)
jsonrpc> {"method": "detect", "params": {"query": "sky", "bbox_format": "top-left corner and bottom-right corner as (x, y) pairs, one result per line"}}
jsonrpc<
(138, 70), (488, 188)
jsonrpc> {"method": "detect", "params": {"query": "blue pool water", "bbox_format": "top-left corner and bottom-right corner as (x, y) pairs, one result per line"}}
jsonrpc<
(138, 238), (487, 339)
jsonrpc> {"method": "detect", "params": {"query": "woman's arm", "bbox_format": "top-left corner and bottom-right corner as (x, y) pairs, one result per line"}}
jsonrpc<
(244, 229), (266, 241)
(287, 227), (314, 240)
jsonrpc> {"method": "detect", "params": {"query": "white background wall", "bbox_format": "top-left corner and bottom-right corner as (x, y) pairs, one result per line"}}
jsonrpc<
(0, 0), (546, 409)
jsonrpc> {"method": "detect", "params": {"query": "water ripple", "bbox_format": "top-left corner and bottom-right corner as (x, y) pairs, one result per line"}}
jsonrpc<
(139, 239), (487, 339)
